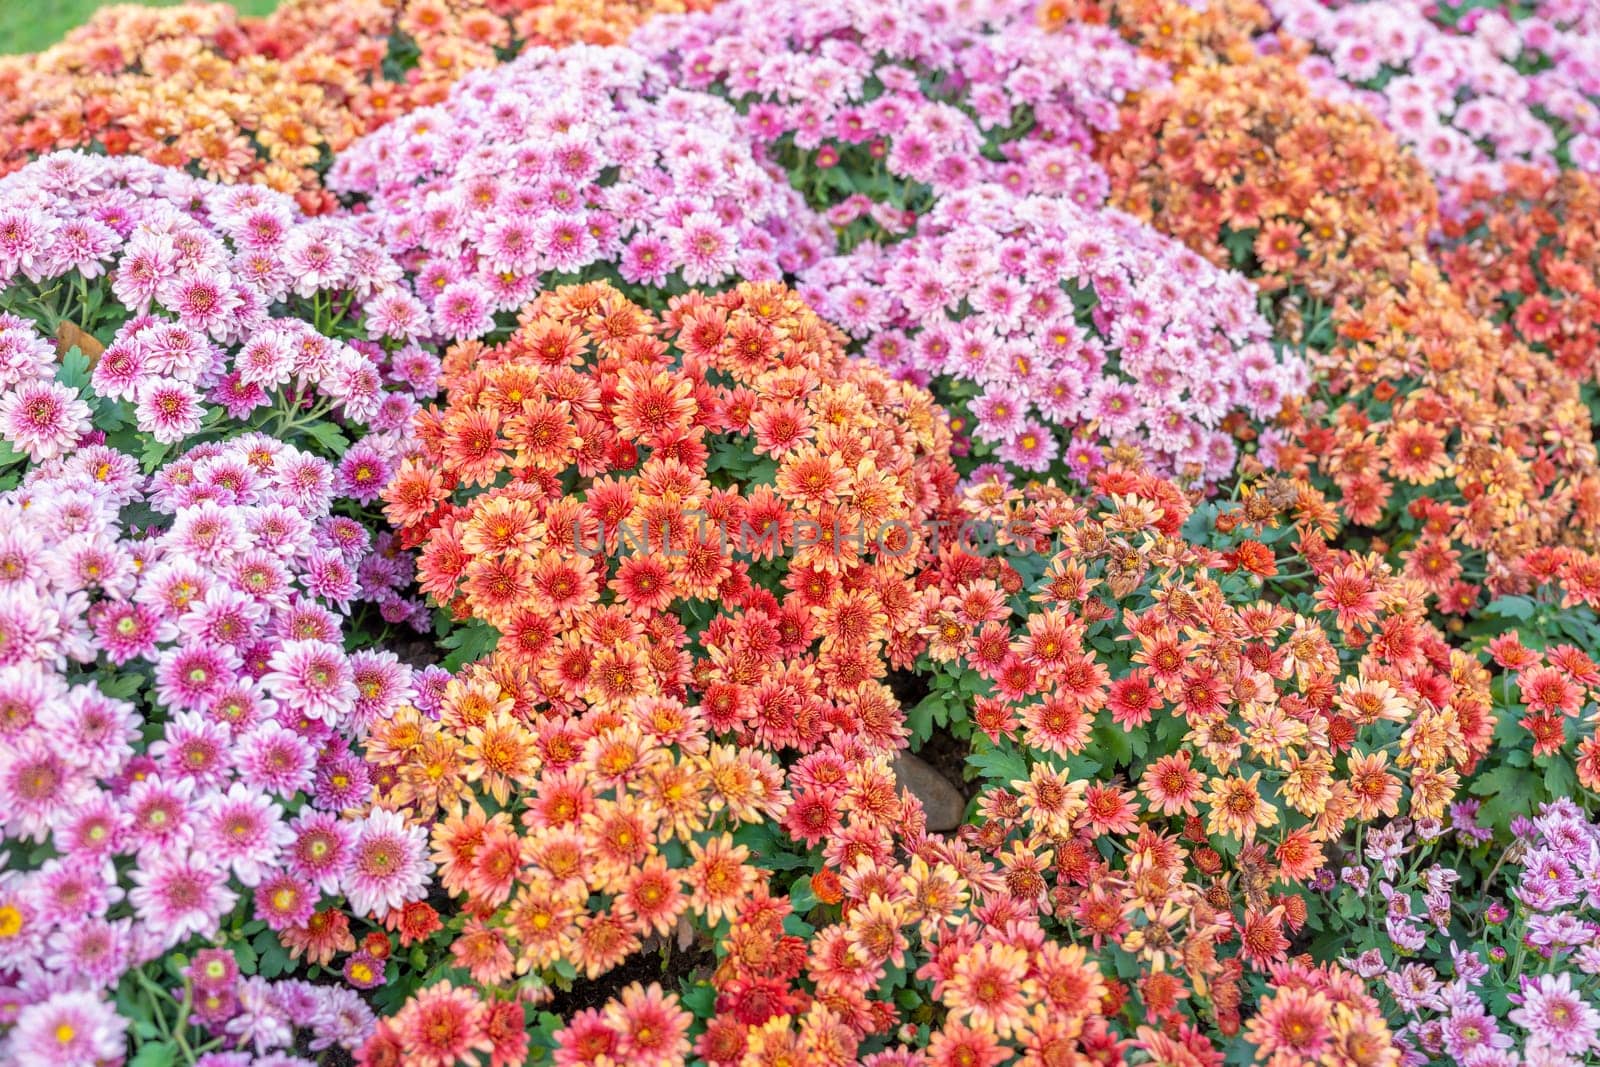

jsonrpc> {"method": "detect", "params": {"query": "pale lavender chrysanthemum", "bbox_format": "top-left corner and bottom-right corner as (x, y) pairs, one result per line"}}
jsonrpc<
(285, 810), (352, 895)
(673, 211), (737, 286)
(282, 227), (351, 296)
(169, 501), (249, 567)
(225, 976), (297, 1054)
(128, 850), (238, 948)
(618, 234), (673, 287)
(323, 352), (384, 423)
(4, 990), (127, 1066)
(36, 686), (138, 779)
(54, 793), (129, 859)
(1509, 972), (1600, 1056)
(135, 379), (207, 444)
(198, 783), (293, 887)
(996, 419), (1060, 473)
(122, 774), (198, 858)
(235, 330), (296, 389)
(234, 720), (317, 798)
(44, 917), (132, 989)
(259, 639), (357, 725)
(149, 710), (235, 788)
(0, 204), (59, 283)
(308, 985), (376, 1051)
(44, 218), (118, 279)
(303, 551), (358, 610)
(177, 586), (268, 649)
(154, 645), (241, 713)
(340, 807), (432, 919)
(0, 379), (91, 462)
(0, 735), (89, 843)
(272, 454), (336, 515)
(25, 858), (120, 926)
(347, 650), (413, 737)
(433, 279), (497, 339)
(110, 232), (177, 310)
(161, 267), (243, 338)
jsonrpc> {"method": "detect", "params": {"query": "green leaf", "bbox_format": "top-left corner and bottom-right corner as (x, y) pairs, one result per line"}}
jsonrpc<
(57, 349), (91, 390)
(679, 983), (716, 1017)
(302, 420), (352, 454)
(1485, 595), (1536, 621)
(1544, 757), (1578, 801)
(139, 439), (170, 474)
(251, 930), (291, 980)
(128, 1043), (178, 1067)
(233, 939), (258, 976)
(967, 744), (1028, 786)
(441, 619), (500, 672)
(1091, 720), (1134, 769)
(906, 693), (951, 745)
(789, 874), (819, 913)
(1468, 763), (1539, 830)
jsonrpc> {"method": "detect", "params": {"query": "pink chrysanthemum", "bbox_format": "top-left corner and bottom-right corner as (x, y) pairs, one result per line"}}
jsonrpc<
(6, 990), (127, 1066)
(135, 379), (207, 444)
(128, 850), (238, 948)
(341, 807), (432, 919)
(260, 639), (357, 725)
(0, 379), (91, 462)
(198, 782), (293, 887)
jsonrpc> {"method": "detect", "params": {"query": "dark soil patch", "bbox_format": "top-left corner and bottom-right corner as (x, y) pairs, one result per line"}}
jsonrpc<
(885, 666), (978, 802)
(884, 666), (930, 707)
(540, 937), (716, 1018)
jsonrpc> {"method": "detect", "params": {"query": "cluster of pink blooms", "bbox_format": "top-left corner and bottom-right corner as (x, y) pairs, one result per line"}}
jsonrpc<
(327, 45), (832, 332)
(0, 152), (438, 455)
(636, 0), (1164, 237)
(1269, 0), (1600, 192)
(800, 183), (1302, 485)
(0, 434), (435, 1065)
(1335, 801), (1600, 1067)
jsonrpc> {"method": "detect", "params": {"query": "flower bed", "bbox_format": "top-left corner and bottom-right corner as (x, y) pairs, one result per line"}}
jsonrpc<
(4, 0), (1600, 1064)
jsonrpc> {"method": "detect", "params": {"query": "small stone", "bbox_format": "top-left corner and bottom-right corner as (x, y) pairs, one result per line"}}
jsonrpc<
(892, 752), (965, 832)
(676, 913), (696, 951)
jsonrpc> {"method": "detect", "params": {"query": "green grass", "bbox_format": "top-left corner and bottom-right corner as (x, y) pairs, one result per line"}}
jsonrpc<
(1, 0), (280, 56)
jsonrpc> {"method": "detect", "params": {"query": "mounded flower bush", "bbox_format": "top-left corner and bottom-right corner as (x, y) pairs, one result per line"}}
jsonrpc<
(800, 181), (1303, 489)
(0, 432), (439, 1065)
(1267, 0), (1600, 195)
(1438, 165), (1600, 397)
(0, 152), (436, 502)
(328, 45), (832, 331)
(635, 0), (1164, 248)
(0, 0), (724, 210)
(1100, 22), (1600, 613)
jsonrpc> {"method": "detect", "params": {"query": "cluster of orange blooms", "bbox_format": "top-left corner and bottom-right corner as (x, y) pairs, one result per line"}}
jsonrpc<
(363, 668), (1219, 1066)
(358, 277), (1409, 1065)
(1481, 543), (1600, 791)
(1088, 0), (1600, 614)
(1439, 165), (1600, 392)
(0, 0), (713, 210)
(365, 448), (1413, 1064)
(382, 279), (958, 726)
(918, 463), (1488, 990)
